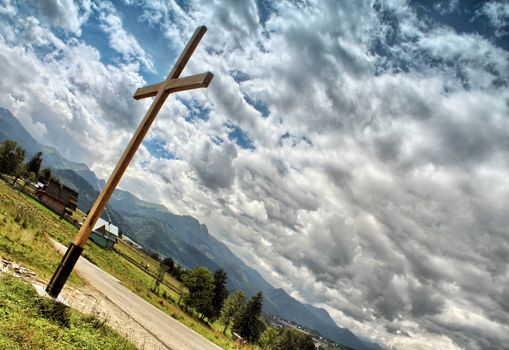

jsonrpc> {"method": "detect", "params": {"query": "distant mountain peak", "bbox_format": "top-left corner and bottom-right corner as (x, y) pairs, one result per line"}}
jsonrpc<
(0, 107), (15, 118)
(0, 107), (101, 190)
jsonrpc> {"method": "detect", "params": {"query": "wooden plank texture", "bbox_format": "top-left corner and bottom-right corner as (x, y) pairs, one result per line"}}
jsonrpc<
(133, 72), (214, 100)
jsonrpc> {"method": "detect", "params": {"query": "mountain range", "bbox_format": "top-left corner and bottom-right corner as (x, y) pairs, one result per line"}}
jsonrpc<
(0, 107), (380, 350)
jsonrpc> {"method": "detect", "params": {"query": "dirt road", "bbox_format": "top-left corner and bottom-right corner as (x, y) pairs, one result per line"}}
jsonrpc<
(50, 239), (223, 350)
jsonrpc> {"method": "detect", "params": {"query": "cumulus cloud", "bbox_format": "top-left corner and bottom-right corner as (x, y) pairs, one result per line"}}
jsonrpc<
(1, 1), (509, 349)
(190, 140), (237, 190)
(30, 0), (91, 36)
(480, 1), (509, 37)
(96, 2), (155, 72)
(0, 8), (146, 167)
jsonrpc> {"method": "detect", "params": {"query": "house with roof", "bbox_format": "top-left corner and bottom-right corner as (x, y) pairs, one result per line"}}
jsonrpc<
(89, 217), (119, 249)
(36, 179), (78, 217)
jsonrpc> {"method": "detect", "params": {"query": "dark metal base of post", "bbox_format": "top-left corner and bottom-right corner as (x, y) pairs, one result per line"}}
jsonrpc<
(46, 243), (84, 298)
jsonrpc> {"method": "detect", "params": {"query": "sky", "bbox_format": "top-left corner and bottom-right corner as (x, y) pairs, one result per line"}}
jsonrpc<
(0, 0), (508, 349)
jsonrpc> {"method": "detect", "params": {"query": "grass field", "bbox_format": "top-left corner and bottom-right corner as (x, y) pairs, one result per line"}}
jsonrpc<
(0, 179), (251, 349)
(0, 275), (136, 350)
(0, 180), (83, 285)
(114, 239), (182, 292)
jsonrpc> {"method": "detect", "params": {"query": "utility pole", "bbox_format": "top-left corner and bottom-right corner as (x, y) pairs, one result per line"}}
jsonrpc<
(46, 26), (213, 298)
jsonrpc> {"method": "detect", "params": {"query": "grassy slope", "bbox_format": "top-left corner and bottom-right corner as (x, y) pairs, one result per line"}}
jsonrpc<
(0, 180), (82, 285)
(0, 180), (251, 350)
(114, 239), (182, 292)
(0, 275), (136, 350)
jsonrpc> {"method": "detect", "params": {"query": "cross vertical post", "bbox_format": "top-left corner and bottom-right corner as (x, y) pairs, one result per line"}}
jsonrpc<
(46, 26), (213, 298)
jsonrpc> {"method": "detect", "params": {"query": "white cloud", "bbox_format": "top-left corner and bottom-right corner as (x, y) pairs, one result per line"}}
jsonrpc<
(190, 140), (237, 190)
(480, 1), (509, 37)
(0, 9), (146, 168)
(0, 0), (16, 16)
(1, 1), (509, 349)
(31, 0), (91, 36)
(97, 2), (156, 72)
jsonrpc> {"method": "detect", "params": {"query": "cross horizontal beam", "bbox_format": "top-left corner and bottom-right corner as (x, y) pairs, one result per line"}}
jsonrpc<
(133, 71), (214, 100)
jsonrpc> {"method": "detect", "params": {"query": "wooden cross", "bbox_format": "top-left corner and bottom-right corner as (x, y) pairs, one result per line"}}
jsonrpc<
(46, 26), (213, 298)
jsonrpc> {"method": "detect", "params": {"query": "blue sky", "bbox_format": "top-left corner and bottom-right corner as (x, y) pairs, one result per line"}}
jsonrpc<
(0, 1), (509, 349)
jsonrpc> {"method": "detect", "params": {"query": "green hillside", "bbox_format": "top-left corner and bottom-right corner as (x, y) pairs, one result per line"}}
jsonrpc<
(0, 179), (251, 349)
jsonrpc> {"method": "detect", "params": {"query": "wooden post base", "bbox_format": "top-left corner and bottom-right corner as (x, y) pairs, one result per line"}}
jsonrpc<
(45, 243), (84, 298)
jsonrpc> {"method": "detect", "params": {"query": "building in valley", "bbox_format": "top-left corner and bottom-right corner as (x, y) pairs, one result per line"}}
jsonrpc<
(36, 179), (78, 217)
(89, 217), (119, 249)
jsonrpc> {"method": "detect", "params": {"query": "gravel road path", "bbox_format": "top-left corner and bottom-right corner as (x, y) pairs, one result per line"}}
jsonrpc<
(50, 239), (223, 350)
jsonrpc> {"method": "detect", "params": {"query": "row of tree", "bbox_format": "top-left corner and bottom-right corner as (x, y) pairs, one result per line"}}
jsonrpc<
(175, 264), (315, 348)
(259, 327), (316, 350)
(149, 254), (186, 283)
(181, 267), (228, 321)
(0, 140), (52, 183)
(157, 261), (266, 343)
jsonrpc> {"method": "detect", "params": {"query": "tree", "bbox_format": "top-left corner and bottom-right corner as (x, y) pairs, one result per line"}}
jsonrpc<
(286, 328), (315, 350)
(259, 327), (280, 349)
(162, 257), (175, 275)
(205, 269), (229, 322)
(220, 290), (246, 334)
(181, 266), (214, 318)
(0, 140), (25, 176)
(232, 291), (265, 343)
(151, 257), (175, 294)
(11, 161), (26, 185)
(171, 263), (185, 281)
(22, 171), (36, 191)
(27, 172), (37, 183)
(149, 251), (159, 261)
(26, 152), (43, 178)
(39, 167), (52, 183)
(263, 327), (315, 350)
